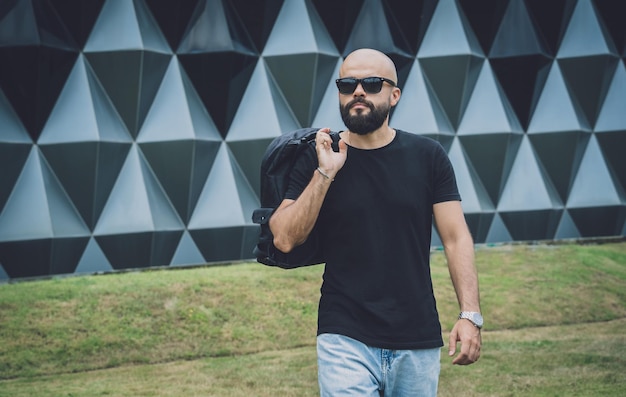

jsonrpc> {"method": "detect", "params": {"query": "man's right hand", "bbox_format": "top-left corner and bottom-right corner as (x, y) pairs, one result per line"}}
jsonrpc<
(315, 128), (348, 180)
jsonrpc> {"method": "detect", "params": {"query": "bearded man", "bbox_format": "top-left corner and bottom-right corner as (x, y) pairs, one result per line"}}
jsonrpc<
(269, 48), (482, 397)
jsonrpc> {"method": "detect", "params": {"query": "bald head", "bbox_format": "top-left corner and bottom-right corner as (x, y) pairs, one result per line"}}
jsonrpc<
(340, 49), (398, 85)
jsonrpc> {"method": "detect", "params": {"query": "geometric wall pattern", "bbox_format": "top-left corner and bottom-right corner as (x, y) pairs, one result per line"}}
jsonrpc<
(0, 0), (625, 279)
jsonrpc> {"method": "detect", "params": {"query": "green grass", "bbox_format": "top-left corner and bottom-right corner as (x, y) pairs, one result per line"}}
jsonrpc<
(1, 241), (625, 396)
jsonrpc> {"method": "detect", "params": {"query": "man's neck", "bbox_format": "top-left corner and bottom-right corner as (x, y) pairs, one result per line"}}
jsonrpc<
(341, 126), (396, 150)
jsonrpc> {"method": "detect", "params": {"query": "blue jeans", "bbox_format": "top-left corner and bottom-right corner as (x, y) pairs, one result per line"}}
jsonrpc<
(317, 333), (440, 397)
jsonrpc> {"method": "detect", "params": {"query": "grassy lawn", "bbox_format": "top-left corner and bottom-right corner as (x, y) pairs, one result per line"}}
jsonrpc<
(1, 241), (625, 396)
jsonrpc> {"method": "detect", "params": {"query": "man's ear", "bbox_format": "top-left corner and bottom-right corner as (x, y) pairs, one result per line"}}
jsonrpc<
(390, 87), (401, 107)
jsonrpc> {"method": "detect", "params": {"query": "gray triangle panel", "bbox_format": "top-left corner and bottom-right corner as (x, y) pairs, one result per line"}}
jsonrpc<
(75, 237), (113, 274)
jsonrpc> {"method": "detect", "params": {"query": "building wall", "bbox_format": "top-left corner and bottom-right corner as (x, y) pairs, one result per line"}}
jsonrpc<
(0, 0), (625, 279)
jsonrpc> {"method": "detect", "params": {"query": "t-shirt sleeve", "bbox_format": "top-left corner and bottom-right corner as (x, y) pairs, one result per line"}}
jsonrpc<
(432, 143), (461, 204)
(283, 144), (318, 201)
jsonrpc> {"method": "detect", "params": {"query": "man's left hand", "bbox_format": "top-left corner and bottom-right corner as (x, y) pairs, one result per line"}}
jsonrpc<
(448, 319), (481, 365)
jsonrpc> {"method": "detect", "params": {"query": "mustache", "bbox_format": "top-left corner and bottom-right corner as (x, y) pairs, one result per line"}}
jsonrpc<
(346, 97), (374, 110)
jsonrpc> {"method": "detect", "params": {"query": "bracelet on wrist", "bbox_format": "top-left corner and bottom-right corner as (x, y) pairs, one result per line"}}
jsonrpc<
(316, 167), (334, 181)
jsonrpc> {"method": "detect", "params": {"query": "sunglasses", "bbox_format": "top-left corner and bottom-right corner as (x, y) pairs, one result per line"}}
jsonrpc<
(335, 77), (397, 95)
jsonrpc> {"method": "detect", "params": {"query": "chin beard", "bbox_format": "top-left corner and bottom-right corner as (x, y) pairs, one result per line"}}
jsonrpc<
(340, 98), (390, 135)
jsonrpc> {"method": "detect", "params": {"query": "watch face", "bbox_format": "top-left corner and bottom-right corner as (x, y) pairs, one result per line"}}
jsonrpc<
(472, 312), (484, 327)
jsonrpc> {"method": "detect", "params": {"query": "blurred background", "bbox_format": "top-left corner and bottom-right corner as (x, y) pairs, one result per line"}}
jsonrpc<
(0, 0), (624, 279)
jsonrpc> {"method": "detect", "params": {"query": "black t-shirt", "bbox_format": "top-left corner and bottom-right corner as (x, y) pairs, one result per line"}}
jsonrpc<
(285, 130), (461, 350)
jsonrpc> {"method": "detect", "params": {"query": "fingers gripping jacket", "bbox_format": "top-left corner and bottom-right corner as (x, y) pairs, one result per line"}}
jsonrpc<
(252, 128), (339, 269)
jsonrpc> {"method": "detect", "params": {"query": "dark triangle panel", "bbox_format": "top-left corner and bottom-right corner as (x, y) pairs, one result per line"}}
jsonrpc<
(96, 230), (183, 269)
(311, 0), (364, 54)
(383, 0), (439, 55)
(178, 52), (257, 136)
(48, 0), (106, 49)
(0, 263), (7, 280)
(49, 237), (90, 275)
(139, 140), (220, 224)
(227, 139), (272, 199)
(447, 138), (494, 212)
(457, 0), (509, 55)
(0, 46), (77, 141)
(0, 0), (78, 50)
(568, 206), (625, 238)
(419, 55), (483, 130)
(458, 133), (523, 207)
(558, 55), (619, 128)
(524, 0), (576, 55)
(145, 0), (200, 51)
(0, 141), (30, 214)
(240, 224), (261, 260)
(464, 212), (495, 244)
(528, 132), (590, 204)
(596, 131), (626, 197)
(264, 53), (338, 127)
(189, 226), (245, 263)
(592, 0), (626, 55)
(85, 51), (171, 137)
(0, 237), (88, 278)
(489, 55), (552, 130)
(499, 209), (562, 241)
(0, 90), (31, 213)
(0, 240), (52, 278)
(41, 142), (131, 230)
(230, 0), (284, 53)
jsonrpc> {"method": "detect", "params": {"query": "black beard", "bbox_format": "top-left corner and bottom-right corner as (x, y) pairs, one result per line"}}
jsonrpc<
(340, 98), (390, 135)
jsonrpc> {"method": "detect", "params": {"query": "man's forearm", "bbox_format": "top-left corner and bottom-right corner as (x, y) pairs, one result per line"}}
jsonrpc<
(445, 235), (480, 312)
(269, 169), (333, 253)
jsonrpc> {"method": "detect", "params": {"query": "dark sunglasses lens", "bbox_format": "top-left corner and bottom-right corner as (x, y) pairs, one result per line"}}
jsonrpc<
(337, 79), (358, 94)
(361, 78), (383, 93)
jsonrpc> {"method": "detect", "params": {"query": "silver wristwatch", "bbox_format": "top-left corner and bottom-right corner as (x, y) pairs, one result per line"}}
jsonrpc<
(459, 311), (483, 329)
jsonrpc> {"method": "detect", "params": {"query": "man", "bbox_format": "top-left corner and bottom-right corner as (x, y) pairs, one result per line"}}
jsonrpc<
(270, 48), (481, 396)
